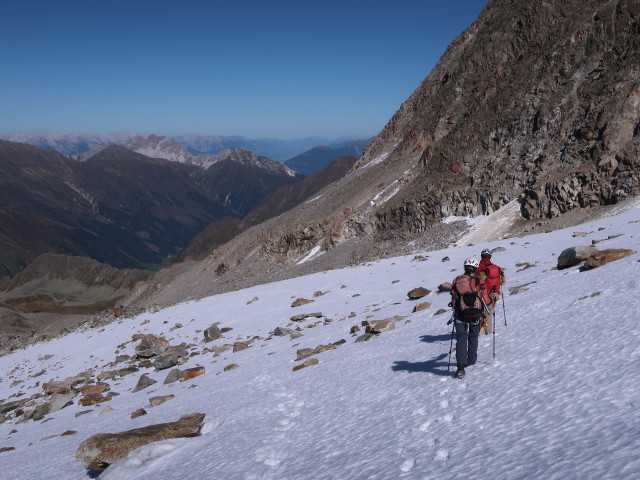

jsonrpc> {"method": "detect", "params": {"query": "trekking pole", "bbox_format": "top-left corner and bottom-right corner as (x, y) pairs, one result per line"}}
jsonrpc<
(493, 308), (496, 360)
(501, 292), (507, 327)
(447, 316), (455, 372)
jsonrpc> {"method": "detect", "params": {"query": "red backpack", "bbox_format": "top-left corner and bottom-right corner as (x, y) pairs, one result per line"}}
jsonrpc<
(452, 274), (484, 319)
(478, 263), (503, 294)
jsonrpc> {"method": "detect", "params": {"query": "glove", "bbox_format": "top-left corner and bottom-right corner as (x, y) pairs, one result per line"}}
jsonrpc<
(489, 292), (499, 301)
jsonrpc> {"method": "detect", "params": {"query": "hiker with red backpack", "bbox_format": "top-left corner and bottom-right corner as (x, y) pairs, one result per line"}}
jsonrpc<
(449, 257), (493, 379)
(476, 248), (506, 335)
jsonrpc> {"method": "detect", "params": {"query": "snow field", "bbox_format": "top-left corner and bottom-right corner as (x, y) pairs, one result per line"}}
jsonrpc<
(0, 205), (638, 479)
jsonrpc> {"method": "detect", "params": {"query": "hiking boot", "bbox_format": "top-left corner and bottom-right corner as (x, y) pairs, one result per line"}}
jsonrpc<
(455, 364), (466, 379)
(466, 361), (476, 366)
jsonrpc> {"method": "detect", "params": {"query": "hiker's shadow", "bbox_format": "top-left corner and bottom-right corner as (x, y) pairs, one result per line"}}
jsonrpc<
(392, 353), (452, 377)
(420, 334), (451, 343)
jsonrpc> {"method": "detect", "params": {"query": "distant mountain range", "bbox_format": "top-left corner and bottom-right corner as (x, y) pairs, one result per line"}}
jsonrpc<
(0, 140), (302, 278)
(0, 131), (369, 163)
(284, 140), (369, 175)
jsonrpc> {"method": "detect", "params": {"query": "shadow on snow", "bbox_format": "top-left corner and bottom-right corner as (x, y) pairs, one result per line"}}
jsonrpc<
(392, 353), (453, 377)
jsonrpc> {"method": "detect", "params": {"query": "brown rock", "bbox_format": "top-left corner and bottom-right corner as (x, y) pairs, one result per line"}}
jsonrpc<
(43, 380), (73, 395)
(296, 348), (315, 361)
(291, 298), (314, 308)
(0, 447), (16, 453)
(584, 249), (634, 269)
(407, 287), (431, 300)
(80, 383), (109, 396)
(292, 358), (319, 372)
(413, 302), (432, 312)
(76, 413), (205, 470)
(80, 396), (112, 407)
(233, 341), (249, 353)
(149, 395), (175, 407)
(181, 367), (205, 382)
(223, 363), (239, 372)
(130, 408), (147, 419)
(290, 312), (323, 321)
(134, 334), (169, 358)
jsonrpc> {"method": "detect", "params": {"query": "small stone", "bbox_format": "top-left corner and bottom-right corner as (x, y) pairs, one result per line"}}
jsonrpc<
(296, 348), (315, 361)
(181, 367), (205, 382)
(408, 287), (431, 300)
(291, 298), (314, 308)
(164, 369), (183, 385)
(435, 309), (447, 315)
(355, 333), (376, 342)
(292, 358), (319, 372)
(413, 302), (432, 313)
(223, 364), (239, 372)
(149, 395), (175, 407)
(233, 342), (249, 353)
(131, 375), (157, 393)
(130, 408), (147, 419)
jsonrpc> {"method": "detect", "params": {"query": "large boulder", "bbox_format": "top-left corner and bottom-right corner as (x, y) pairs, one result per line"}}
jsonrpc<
(204, 325), (222, 342)
(76, 413), (205, 471)
(583, 249), (634, 269)
(557, 246), (599, 269)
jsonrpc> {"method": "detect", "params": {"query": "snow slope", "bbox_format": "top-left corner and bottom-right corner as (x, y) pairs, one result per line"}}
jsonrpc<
(1, 205), (639, 479)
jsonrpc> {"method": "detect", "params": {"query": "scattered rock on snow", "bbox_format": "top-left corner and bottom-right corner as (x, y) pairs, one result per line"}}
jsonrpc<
(232, 341), (249, 353)
(181, 367), (205, 382)
(290, 312), (323, 322)
(134, 335), (170, 358)
(130, 408), (147, 419)
(43, 381), (73, 395)
(223, 364), (239, 372)
(291, 298), (314, 307)
(131, 374), (157, 393)
(408, 287), (431, 300)
(273, 327), (295, 336)
(163, 369), (183, 384)
(355, 333), (376, 343)
(437, 282), (452, 292)
(204, 325), (222, 342)
(413, 302), (432, 312)
(75, 413), (205, 471)
(292, 358), (319, 372)
(149, 395), (175, 407)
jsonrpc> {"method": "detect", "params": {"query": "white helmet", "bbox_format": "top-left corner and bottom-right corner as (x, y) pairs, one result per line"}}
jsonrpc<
(481, 248), (492, 259)
(464, 257), (479, 268)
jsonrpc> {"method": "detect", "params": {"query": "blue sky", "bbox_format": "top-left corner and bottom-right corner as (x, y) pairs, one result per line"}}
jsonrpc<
(0, 1), (487, 139)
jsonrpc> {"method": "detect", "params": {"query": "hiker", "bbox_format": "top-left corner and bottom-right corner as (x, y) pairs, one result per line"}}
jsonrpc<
(476, 248), (505, 335)
(450, 257), (493, 379)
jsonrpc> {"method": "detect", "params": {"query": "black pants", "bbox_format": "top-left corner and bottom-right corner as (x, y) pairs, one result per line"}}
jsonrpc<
(454, 318), (481, 366)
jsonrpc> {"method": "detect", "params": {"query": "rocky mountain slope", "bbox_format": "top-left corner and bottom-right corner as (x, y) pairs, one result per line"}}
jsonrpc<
(179, 155), (358, 261)
(123, 0), (640, 312)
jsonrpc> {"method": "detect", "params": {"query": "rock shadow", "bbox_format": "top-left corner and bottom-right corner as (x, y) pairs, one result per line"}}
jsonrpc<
(392, 353), (452, 377)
